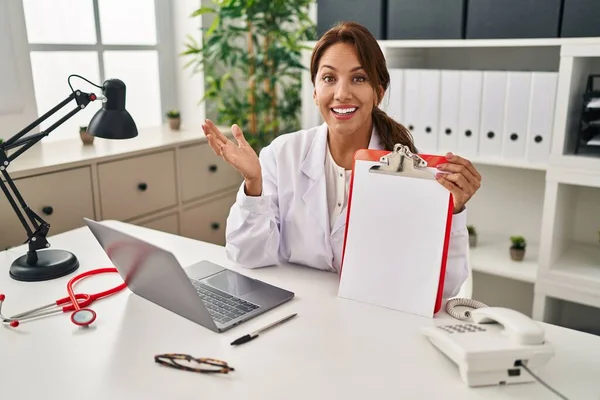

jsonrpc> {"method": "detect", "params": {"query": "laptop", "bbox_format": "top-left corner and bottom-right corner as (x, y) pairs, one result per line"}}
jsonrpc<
(83, 218), (295, 333)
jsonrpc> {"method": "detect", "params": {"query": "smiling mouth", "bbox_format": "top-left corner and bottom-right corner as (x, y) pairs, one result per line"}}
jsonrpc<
(331, 107), (358, 115)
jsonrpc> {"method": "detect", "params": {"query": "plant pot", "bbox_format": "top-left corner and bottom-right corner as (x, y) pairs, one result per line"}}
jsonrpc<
(510, 248), (525, 261)
(79, 130), (94, 145)
(469, 234), (477, 248)
(168, 117), (181, 131)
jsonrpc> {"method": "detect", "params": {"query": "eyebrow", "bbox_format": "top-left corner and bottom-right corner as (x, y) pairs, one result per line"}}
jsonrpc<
(322, 65), (364, 72)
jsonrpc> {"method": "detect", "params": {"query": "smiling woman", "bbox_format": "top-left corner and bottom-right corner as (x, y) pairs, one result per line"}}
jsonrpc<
(200, 21), (482, 299)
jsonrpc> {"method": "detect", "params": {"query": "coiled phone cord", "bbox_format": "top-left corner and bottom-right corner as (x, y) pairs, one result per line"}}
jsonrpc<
(445, 298), (489, 320)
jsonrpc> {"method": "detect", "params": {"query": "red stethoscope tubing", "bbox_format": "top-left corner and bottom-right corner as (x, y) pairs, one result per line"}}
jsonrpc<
(66, 267), (127, 326)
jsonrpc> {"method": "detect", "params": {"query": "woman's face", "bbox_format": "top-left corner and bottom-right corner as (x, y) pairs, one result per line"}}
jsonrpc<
(313, 42), (380, 138)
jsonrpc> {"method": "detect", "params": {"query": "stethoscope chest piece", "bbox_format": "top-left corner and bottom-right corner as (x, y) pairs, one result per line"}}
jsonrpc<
(71, 309), (96, 327)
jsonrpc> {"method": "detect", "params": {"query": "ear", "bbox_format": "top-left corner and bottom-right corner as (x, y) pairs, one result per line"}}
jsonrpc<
(313, 89), (318, 105)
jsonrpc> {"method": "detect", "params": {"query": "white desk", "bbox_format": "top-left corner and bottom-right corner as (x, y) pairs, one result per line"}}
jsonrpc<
(1, 221), (599, 400)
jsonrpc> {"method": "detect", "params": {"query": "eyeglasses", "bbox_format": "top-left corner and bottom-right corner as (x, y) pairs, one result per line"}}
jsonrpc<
(154, 353), (235, 374)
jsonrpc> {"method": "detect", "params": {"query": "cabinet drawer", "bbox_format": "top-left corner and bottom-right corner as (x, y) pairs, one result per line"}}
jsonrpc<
(98, 150), (177, 221)
(135, 213), (179, 236)
(180, 191), (237, 246)
(0, 167), (95, 250)
(179, 143), (242, 202)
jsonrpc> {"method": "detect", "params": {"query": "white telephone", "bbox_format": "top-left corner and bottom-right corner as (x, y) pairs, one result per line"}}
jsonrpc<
(422, 298), (556, 388)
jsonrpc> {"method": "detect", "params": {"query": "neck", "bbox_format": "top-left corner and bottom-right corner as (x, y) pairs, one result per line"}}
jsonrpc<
(328, 121), (372, 170)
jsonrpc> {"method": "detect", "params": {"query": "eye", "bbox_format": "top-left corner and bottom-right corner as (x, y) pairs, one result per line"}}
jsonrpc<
(322, 75), (335, 83)
(354, 75), (367, 83)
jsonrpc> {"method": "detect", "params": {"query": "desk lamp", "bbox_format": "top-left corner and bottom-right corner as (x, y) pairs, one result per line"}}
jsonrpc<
(0, 75), (138, 282)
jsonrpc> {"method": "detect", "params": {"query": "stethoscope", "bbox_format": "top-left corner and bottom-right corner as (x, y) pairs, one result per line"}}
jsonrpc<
(0, 267), (127, 328)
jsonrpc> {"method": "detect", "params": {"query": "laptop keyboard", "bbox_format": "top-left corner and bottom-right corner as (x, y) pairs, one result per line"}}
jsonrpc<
(190, 280), (259, 324)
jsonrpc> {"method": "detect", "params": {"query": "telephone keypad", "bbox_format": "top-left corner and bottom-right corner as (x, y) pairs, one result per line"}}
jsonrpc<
(437, 323), (487, 334)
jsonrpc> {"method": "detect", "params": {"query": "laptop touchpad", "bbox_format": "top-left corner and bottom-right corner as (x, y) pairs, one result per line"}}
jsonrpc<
(203, 270), (261, 297)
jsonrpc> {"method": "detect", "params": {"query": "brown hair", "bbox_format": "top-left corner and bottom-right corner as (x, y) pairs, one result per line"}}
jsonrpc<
(310, 21), (416, 153)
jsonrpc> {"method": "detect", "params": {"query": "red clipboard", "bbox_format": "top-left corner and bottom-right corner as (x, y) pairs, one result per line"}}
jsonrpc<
(338, 145), (454, 316)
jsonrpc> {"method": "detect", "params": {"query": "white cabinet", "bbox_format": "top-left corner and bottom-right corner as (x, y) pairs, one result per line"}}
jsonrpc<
(0, 125), (240, 251)
(0, 166), (95, 250)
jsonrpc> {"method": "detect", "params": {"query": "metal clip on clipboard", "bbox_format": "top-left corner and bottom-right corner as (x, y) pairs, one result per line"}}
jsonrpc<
(369, 144), (434, 180)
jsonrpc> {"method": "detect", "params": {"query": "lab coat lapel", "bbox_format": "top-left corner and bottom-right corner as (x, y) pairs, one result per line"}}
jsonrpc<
(330, 126), (384, 236)
(300, 124), (332, 253)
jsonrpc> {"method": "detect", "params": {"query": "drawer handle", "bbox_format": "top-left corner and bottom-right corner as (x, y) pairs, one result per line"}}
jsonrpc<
(510, 133), (519, 141)
(534, 135), (543, 143)
(209, 164), (218, 173)
(138, 182), (148, 191)
(487, 131), (495, 139)
(211, 222), (220, 231)
(42, 206), (53, 216)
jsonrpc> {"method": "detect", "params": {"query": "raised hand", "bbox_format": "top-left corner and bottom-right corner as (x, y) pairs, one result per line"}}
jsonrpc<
(201, 119), (263, 196)
(435, 152), (482, 214)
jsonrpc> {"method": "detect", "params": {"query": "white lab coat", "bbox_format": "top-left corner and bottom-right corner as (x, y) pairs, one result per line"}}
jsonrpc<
(225, 123), (469, 298)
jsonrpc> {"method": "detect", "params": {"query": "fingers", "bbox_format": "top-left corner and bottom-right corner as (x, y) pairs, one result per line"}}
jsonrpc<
(231, 124), (249, 147)
(444, 152), (482, 183)
(203, 119), (228, 145)
(436, 174), (466, 212)
(437, 162), (479, 188)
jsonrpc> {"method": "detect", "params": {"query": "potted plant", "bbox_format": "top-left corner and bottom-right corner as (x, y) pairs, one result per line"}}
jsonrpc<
(509, 235), (526, 261)
(467, 225), (477, 247)
(166, 109), (181, 131)
(183, 0), (316, 152)
(79, 126), (94, 145)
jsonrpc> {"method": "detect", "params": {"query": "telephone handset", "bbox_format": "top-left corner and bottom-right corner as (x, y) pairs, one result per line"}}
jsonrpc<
(422, 298), (557, 390)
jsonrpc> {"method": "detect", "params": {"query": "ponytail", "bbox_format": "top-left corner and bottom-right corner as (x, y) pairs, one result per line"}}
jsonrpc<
(372, 107), (417, 153)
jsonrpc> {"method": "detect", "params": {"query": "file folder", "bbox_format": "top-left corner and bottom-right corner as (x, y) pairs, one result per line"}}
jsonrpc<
(338, 144), (454, 318)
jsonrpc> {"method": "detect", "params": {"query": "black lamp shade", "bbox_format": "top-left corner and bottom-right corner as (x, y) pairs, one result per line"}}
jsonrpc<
(88, 79), (138, 139)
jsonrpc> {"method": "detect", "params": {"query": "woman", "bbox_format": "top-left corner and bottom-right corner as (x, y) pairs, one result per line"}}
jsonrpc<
(201, 22), (481, 298)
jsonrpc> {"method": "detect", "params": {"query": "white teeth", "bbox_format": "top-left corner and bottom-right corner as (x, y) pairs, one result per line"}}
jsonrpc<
(333, 107), (357, 114)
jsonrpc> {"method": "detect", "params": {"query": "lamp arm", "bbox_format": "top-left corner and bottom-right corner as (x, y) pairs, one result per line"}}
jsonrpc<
(0, 88), (98, 261)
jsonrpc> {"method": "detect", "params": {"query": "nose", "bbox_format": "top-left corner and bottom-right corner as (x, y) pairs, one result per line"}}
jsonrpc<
(334, 80), (352, 101)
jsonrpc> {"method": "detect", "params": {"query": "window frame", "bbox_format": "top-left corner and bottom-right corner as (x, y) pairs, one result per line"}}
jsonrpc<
(23, 0), (177, 129)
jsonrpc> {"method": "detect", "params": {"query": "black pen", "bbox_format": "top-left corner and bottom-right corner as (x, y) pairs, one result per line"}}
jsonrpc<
(230, 313), (298, 346)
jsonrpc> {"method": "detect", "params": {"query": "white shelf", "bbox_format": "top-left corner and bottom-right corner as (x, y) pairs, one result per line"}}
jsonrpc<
(545, 243), (600, 292)
(470, 156), (548, 171)
(469, 234), (538, 283)
(548, 157), (600, 187)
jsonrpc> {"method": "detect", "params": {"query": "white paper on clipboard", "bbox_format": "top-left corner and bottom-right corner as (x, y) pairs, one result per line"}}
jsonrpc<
(337, 144), (454, 318)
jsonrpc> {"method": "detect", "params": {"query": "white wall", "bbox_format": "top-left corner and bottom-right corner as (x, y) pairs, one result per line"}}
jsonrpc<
(0, 1), (37, 142)
(171, 0), (205, 130)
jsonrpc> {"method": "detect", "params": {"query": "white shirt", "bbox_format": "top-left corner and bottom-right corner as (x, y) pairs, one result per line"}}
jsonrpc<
(325, 142), (352, 231)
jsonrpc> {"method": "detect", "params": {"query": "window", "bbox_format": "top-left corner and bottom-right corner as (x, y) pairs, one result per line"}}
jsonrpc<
(22, 0), (175, 142)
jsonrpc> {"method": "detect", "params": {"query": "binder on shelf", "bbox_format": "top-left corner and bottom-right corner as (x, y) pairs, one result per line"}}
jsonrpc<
(502, 72), (531, 160)
(338, 144), (454, 318)
(478, 71), (507, 158)
(526, 72), (558, 164)
(437, 70), (461, 154)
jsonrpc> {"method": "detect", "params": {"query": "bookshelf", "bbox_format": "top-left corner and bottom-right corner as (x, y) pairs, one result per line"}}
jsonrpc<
(300, 37), (600, 335)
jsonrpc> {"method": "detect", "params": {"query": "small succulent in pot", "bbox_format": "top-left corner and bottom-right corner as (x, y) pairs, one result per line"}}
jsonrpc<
(509, 235), (526, 261)
(467, 225), (477, 247)
(79, 125), (94, 145)
(166, 109), (181, 131)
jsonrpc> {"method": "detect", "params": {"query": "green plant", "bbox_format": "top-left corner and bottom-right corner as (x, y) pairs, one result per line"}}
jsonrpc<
(467, 225), (476, 236)
(79, 126), (87, 131)
(166, 110), (180, 119)
(510, 235), (526, 250)
(183, 0), (316, 151)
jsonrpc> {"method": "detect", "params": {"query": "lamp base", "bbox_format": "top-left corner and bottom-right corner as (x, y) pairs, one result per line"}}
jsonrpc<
(9, 249), (79, 282)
